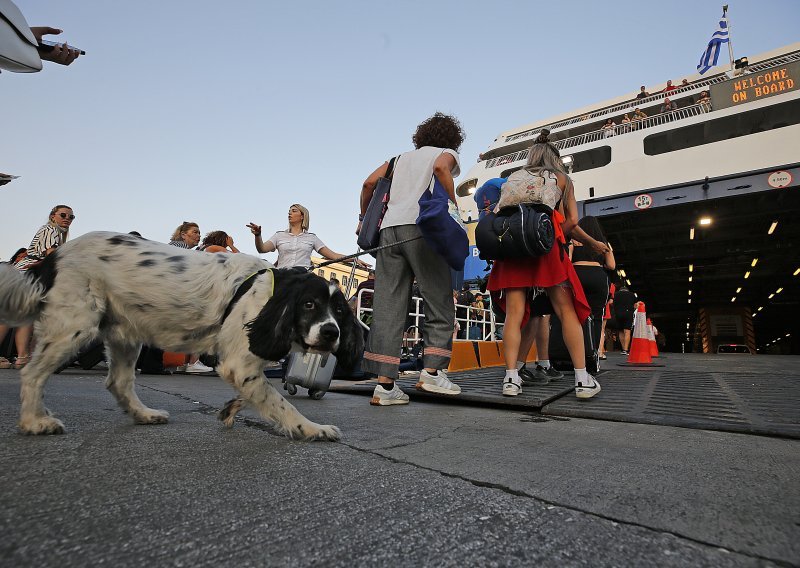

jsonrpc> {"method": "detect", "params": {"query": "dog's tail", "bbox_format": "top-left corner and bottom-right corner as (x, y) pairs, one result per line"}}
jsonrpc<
(0, 264), (45, 326)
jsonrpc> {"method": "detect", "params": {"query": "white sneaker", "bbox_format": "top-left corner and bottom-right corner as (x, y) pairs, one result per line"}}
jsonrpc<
(502, 377), (522, 396)
(184, 360), (215, 374)
(575, 378), (601, 399)
(370, 383), (410, 406)
(415, 369), (461, 395)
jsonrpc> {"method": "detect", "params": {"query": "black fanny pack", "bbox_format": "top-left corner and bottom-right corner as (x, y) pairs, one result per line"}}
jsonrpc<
(475, 203), (555, 260)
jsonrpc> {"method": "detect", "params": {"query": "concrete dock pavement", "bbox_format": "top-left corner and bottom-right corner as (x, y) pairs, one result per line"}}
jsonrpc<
(0, 366), (797, 567)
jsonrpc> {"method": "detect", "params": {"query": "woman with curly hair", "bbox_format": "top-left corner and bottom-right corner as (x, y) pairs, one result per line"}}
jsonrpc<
(358, 112), (466, 406)
(488, 130), (609, 399)
(199, 230), (239, 253)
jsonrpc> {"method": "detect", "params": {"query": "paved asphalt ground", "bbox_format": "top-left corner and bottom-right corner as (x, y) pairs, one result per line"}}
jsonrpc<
(1, 365), (798, 567)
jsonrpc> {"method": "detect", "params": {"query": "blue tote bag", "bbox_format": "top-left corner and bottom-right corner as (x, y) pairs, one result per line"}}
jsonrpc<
(416, 176), (469, 271)
(357, 156), (397, 252)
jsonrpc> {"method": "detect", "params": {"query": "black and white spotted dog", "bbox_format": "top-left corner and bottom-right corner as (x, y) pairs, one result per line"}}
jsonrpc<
(0, 231), (362, 441)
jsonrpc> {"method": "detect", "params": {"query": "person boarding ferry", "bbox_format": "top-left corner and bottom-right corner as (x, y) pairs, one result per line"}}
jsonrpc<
(487, 131), (609, 399)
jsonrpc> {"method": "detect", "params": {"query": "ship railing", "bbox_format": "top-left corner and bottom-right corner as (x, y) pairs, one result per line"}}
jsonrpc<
(354, 289), (501, 342)
(455, 301), (499, 342)
(501, 49), (800, 145)
(487, 104), (707, 168)
(744, 50), (800, 74)
(503, 79), (723, 145)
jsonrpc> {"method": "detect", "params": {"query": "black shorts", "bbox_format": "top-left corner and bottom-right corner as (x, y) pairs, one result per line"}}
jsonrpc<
(530, 291), (554, 316)
(573, 265), (609, 319)
(616, 310), (634, 330)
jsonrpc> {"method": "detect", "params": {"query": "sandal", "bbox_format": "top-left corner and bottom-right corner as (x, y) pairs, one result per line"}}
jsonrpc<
(0, 357), (11, 369)
(14, 355), (31, 369)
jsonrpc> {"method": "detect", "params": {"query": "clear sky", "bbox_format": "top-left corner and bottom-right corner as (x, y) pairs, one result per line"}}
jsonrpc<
(2, 0), (797, 263)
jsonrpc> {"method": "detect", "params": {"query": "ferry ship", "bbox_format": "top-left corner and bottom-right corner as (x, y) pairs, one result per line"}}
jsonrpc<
(456, 42), (800, 354)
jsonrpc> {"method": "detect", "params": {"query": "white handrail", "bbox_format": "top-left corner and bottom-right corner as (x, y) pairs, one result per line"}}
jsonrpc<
(486, 103), (707, 168)
(499, 50), (800, 146)
(354, 288), (502, 341)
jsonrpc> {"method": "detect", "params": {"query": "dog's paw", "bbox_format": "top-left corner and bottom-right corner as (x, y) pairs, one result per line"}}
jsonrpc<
(18, 415), (65, 435)
(305, 424), (341, 442)
(133, 408), (170, 425)
(218, 398), (243, 428)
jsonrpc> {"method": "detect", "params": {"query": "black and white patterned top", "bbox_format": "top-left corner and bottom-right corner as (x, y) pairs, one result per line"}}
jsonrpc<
(14, 224), (63, 271)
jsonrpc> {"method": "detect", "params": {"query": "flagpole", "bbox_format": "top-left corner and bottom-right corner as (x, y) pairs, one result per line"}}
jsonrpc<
(723, 4), (735, 71)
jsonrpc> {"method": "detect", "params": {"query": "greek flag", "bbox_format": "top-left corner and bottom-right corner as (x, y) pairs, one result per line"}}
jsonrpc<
(697, 16), (729, 74)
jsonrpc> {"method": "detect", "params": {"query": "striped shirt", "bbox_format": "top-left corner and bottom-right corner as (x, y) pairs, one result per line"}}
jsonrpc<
(14, 224), (64, 271)
(266, 231), (325, 268)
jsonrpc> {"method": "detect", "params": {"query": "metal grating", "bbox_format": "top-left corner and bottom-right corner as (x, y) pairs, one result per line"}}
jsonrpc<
(542, 369), (800, 439)
(329, 367), (575, 409)
(331, 356), (800, 438)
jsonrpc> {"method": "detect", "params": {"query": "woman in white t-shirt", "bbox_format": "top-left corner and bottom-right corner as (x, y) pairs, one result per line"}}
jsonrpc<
(247, 204), (366, 270)
(358, 112), (465, 406)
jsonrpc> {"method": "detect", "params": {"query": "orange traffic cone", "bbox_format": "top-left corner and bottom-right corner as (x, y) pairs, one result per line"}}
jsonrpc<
(646, 318), (660, 358)
(619, 303), (664, 367)
(627, 305), (652, 364)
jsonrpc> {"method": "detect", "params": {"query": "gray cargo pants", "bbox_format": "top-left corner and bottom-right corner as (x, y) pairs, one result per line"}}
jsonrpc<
(363, 225), (454, 378)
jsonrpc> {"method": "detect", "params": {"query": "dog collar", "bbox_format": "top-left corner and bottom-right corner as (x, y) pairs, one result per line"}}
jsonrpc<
(221, 268), (270, 323)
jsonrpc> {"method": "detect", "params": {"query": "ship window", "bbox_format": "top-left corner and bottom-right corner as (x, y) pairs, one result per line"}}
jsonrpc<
(501, 146), (611, 177)
(643, 99), (800, 155)
(456, 178), (478, 197)
(571, 146), (612, 173)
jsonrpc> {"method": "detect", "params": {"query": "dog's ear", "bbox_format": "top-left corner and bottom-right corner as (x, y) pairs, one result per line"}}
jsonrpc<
(245, 271), (303, 361)
(331, 289), (364, 371)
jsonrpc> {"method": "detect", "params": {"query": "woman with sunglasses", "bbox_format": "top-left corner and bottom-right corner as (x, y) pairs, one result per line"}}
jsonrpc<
(3, 205), (75, 368)
(13, 205), (74, 271)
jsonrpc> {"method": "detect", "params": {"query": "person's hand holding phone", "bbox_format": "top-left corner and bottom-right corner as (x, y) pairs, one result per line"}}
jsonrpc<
(31, 27), (82, 66)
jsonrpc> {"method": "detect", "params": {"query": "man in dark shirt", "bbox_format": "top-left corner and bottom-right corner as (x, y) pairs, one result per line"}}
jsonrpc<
(353, 270), (375, 324)
(455, 284), (475, 339)
(635, 85), (649, 100)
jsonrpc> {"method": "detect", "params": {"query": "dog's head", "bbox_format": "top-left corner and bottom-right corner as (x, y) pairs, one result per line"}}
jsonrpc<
(246, 269), (364, 370)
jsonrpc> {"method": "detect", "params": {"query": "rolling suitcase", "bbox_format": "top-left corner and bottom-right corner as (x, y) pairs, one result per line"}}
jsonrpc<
(548, 314), (600, 374)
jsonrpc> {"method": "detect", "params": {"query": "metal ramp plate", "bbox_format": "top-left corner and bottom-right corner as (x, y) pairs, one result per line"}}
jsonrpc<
(541, 369), (800, 439)
(329, 367), (575, 409)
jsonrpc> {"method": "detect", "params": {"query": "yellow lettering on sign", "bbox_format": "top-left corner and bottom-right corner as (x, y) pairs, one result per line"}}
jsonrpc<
(718, 63), (799, 107)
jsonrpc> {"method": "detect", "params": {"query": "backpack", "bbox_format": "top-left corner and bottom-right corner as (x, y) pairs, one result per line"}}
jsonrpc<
(473, 177), (506, 221)
(496, 168), (548, 210)
(475, 203), (555, 260)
